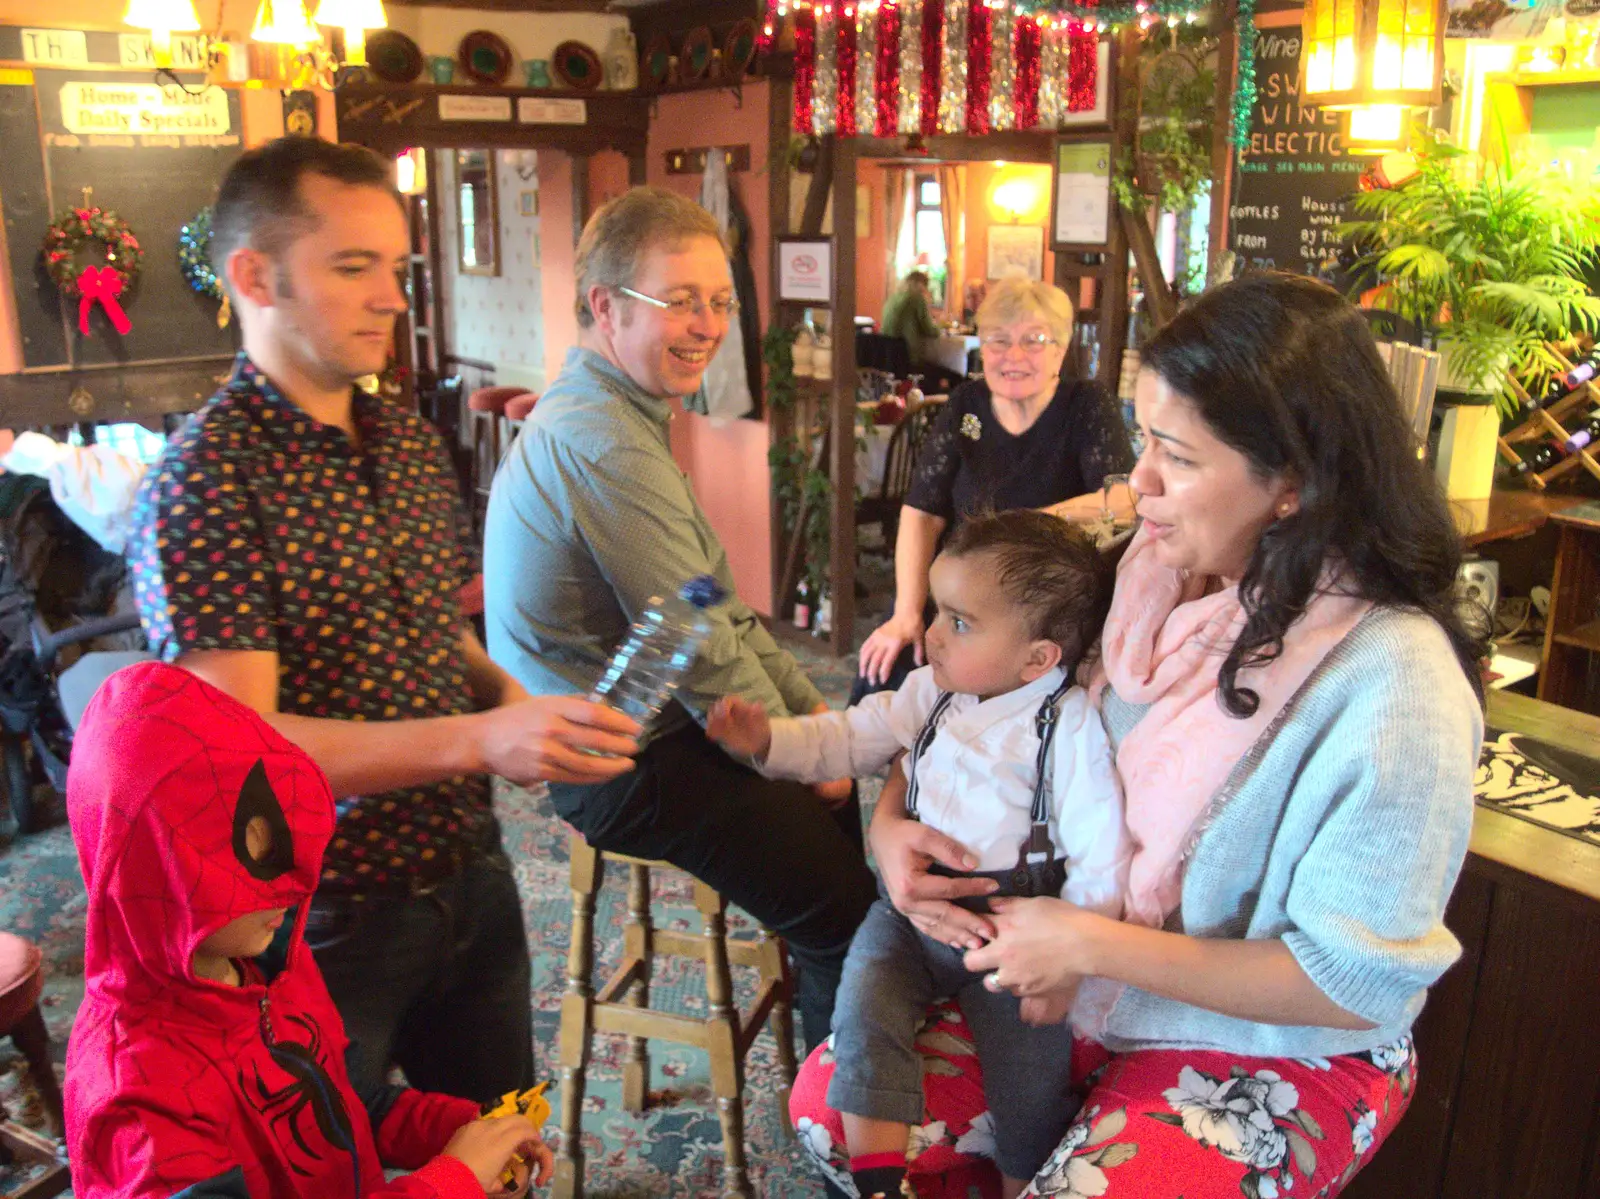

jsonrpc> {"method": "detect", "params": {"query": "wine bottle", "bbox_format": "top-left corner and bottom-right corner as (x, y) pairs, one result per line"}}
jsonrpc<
(1562, 352), (1600, 393)
(792, 579), (812, 630)
(1563, 414), (1600, 454)
(1532, 351), (1600, 409)
(1504, 440), (1565, 478)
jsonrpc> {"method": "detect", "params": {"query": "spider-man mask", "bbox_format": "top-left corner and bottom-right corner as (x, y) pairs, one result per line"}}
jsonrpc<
(68, 661), (336, 1003)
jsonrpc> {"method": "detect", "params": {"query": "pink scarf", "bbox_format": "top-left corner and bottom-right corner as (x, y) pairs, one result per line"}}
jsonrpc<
(1088, 525), (1372, 928)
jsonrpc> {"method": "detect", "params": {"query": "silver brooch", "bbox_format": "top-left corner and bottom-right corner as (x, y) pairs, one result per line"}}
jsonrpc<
(960, 413), (982, 441)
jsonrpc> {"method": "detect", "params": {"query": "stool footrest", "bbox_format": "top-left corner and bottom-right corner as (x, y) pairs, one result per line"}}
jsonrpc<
(593, 1003), (709, 1048)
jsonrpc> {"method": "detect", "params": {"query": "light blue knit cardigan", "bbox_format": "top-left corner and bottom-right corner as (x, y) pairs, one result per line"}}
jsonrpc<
(1094, 606), (1483, 1058)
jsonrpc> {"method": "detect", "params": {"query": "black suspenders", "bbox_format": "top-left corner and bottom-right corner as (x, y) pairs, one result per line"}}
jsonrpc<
(905, 678), (1074, 900)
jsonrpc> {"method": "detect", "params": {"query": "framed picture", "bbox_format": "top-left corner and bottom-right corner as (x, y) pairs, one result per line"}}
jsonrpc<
(1057, 40), (1115, 128)
(518, 189), (538, 218)
(776, 237), (833, 304)
(455, 148), (500, 276)
(1050, 138), (1113, 251)
(986, 225), (1045, 280)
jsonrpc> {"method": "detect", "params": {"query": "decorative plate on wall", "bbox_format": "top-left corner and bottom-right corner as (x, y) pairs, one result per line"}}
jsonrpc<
(457, 30), (514, 85)
(366, 29), (423, 84)
(551, 40), (603, 90)
(642, 33), (673, 87)
(722, 19), (758, 82)
(680, 26), (714, 81)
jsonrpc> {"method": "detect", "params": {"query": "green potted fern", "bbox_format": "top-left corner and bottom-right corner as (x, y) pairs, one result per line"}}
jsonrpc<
(1340, 125), (1600, 421)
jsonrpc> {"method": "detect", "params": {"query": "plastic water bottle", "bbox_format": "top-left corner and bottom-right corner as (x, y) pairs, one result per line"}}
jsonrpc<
(589, 575), (727, 726)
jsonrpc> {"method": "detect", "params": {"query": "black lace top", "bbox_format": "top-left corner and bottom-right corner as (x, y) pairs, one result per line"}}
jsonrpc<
(905, 376), (1136, 525)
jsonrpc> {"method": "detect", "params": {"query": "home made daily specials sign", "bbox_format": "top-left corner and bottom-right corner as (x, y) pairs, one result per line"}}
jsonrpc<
(1227, 25), (1372, 275)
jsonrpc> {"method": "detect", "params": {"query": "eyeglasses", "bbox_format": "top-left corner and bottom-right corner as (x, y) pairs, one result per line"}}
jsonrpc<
(618, 286), (739, 321)
(979, 332), (1061, 354)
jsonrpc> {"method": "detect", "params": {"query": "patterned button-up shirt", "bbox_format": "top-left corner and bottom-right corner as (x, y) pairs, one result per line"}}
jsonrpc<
(130, 354), (488, 895)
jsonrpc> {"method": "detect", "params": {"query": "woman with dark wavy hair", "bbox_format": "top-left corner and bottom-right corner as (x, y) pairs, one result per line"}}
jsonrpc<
(789, 272), (1486, 1199)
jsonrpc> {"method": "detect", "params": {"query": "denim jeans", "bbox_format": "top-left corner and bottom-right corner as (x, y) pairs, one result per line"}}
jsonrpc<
(547, 722), (878, 1053)
(304, 821), (535, 1104)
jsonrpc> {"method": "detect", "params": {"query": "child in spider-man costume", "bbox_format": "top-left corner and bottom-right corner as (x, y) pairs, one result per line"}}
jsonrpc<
(64, 660), (553, 1199)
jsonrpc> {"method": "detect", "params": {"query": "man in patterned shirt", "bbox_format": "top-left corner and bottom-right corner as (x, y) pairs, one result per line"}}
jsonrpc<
(485, 187), (877, 1053)
(129, 136), (641, 1103)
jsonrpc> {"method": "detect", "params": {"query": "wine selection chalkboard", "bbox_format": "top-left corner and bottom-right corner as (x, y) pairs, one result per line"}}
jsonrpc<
(1227, 25), (1372, 275)
(1, 62), (241, 370)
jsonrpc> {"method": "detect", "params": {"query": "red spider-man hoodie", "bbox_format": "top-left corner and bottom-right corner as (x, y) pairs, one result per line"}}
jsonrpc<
(65, 661), (488, 1199)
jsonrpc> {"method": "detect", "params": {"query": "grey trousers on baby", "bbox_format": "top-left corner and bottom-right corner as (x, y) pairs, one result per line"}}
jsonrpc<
(824, 897), (1079, 1180)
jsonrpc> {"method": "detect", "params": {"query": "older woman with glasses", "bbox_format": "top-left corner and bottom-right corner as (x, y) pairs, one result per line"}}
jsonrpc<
(855, 276), (1136, 696)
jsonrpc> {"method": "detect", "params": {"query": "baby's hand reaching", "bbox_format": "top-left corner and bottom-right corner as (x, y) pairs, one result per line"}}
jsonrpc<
(1019, 988), (1075, 1028)
(707, 696), (773, 762)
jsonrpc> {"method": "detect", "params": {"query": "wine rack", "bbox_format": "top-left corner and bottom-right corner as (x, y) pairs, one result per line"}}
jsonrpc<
(1495, 347), (1600, 490)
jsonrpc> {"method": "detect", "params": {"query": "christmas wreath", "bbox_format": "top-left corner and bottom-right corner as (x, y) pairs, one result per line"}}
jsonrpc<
(43, 204), (142, 336)
(178, 205), (232, 326)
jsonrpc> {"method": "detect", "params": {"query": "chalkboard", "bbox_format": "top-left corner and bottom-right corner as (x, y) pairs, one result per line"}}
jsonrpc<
(1, 65), (242, 370)
(1226, 25), (1373, 275)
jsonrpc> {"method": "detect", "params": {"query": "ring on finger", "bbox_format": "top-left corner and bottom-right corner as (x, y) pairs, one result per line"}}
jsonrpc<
(983, 970), (1005, 993)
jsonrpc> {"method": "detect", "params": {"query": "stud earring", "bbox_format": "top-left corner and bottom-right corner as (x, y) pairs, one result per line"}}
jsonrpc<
(1277, 503), (1293, 517)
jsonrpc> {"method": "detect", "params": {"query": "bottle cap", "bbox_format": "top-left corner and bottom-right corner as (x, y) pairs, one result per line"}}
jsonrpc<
(680, 575), (727, 609)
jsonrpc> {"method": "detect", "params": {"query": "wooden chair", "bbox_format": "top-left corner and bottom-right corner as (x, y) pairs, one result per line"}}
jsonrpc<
(464, 387), (534, 536)
(0, 932), (68, 1199)
(554, 833), (797, 1199)
(855, 404), (933, 554)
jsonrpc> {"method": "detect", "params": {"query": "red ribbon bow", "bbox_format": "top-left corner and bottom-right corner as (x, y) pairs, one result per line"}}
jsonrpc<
(77, 265), (132, 336)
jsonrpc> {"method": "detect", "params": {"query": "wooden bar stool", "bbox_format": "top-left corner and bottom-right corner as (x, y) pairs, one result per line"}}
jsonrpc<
(554, 832), (798, 1199)
(0, 931), (68, 1197)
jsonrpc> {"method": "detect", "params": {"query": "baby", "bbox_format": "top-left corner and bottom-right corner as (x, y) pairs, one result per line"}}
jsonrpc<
(710, 509), (1130, 1199)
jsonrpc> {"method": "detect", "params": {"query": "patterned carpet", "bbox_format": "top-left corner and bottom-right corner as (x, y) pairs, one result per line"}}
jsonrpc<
(0, 631), (874, 1199)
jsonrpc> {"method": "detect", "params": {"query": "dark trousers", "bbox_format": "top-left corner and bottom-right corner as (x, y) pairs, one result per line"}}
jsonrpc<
(547, 721), (878, 1053)
(304, 821), (535, 1104)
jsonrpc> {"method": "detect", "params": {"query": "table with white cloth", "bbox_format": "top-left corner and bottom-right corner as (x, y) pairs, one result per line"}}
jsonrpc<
(924, 333), (981, 377)
(855, 422), (895, 495)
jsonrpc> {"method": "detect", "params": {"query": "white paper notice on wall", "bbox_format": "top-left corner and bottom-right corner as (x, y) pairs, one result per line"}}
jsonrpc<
(439, 95), (513, 122)
(20, 29), (88, 66)
(1052, 142), (1111, 248)
(518, 97), (586, 125)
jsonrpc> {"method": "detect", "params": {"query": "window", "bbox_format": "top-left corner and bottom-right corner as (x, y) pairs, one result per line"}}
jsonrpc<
(912, 174), (948, 308)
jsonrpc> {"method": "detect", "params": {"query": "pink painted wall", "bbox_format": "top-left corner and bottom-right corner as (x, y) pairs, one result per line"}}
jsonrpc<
(857, 161), (889, 321)
(645, 81), (777, 616)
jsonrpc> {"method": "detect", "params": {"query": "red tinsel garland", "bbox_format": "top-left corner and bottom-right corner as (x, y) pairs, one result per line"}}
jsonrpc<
(875, 2), (901, 136)
(1067, 4), (1098, 112)
(837, 5), (858, 136)
(1013, 15), (1041, 128)
(919, 0), (942, 137)
(793, 7), (817, 133)
(965, 0), (991, 135)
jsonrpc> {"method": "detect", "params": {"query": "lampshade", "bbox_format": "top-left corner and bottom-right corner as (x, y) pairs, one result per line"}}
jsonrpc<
(314, 0), (386, 31)
(314, 0), (384, 63)
(125, 0), (201, 32)
(252, 0), (319, 45)
(1301, 0), (1446, 110)
(1345, 104), (1409, 154)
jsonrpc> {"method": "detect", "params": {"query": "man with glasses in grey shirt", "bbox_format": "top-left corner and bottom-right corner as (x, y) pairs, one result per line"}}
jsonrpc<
(484, 187), (876, 1054)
